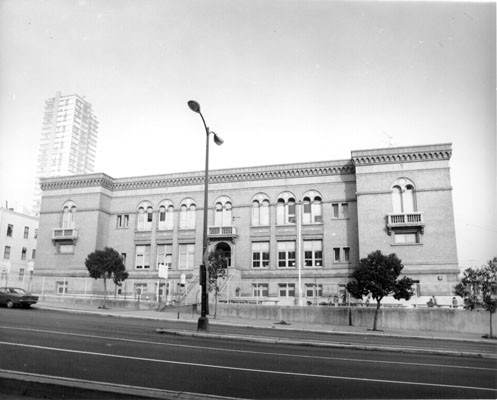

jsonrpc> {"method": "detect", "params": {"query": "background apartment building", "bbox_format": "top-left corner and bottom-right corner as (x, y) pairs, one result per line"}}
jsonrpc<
(32, 92), (98, 216)
(0, 207), (38, 288)
(34, 143), (459, 305)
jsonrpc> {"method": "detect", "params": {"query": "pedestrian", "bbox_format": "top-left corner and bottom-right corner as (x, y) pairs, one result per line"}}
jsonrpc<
(365, 295), (370, 307)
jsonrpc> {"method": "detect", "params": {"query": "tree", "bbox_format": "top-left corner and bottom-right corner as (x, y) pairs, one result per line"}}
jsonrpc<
(85, 247), (129, 308)
(207, 248), (228, 318)
(346, 250), (414, 331)
(454, 257), (497, 339)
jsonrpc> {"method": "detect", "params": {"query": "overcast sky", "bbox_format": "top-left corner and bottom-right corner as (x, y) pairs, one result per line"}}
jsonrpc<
(0, 0), (495, 268)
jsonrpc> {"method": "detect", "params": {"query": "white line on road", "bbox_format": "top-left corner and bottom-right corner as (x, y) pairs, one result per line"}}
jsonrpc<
(0, 325), (494, 372)
(0, 340), (495, 394)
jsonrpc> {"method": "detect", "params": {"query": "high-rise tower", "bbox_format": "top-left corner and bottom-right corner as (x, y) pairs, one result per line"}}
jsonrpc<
(32, 92), (98, 216)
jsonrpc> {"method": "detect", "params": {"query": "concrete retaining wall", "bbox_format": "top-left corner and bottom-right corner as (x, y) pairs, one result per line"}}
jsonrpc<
(215, 303), (497, 335)
(39, 295), (159, 310)
(39, 296), (496, 336)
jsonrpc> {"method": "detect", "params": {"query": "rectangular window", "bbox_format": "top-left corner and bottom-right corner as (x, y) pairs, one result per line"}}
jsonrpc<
(342, 203), (349, 219)
(332, 203), (349, 219)
(4, 246), (11, 260)
(278, 241), (296, 268)
(394, 232), (419, 244)
(18, 268), (25, 281)
(305, 283), (323, 298)
(6, 224), (13, 237)
(157, 244), (173, 269)
(34, 229), (38, 239)
(178, 244), (195, 270)
(278, 283), (295, 297)
(24, 226), (29, 239)
(135, 283), (147, 296)
(117, 214), (129, 229)
(344, 247), (350, 262)
(135, 245), (151, 269)
(332, 204), (339, 219)
(304, 240), (323, 267)
(31, 249), (36, 260)
(252, 242), (270, 268)
(21, 247), (27, 260)
(252, 283), (269, 297)
(59, 244), (74, 254)
(121, 253), (127, 265)
(333, 247), (341, 262)
(56, 281), (68, 295)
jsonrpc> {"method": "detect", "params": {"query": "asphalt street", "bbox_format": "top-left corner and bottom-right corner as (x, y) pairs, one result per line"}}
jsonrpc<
(0, 307), (496, 399)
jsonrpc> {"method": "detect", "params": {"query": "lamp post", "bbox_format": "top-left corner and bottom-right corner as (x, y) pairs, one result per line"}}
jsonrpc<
(188, 100), (223, 331)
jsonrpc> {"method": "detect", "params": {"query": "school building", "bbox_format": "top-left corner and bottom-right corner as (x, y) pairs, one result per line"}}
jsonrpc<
(34, 143), (459, 305)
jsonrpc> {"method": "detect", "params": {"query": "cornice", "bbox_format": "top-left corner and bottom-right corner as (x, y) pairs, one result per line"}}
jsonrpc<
(351, 143), (452, 166)
(39, 160), (355, 192)
(40, 174), (114, 191)
(38, 143), (452, 192)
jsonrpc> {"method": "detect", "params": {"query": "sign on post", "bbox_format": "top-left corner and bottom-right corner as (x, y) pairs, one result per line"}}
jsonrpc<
(158, 264), (168, 279)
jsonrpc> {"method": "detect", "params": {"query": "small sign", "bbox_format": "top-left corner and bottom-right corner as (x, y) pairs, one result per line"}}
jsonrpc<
(158, 264), (168, 279)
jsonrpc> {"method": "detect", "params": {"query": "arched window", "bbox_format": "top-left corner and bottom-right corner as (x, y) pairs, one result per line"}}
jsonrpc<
(261, 199), (270, 225)
(179, 198), (196, 229)
(62, 201), (76, 228)
(392, 186), (403, 213)
(213, 196), (233, 226)
(391, 179), (417, 213)
(215, 202), (223, 226)
(276, 192), (296, 225)
(252, 200), (260, 226)
(276, 199), (285, 225)
(158, 201), (174, 230)
(404, 185), (415, 212)
(302, 190), (323, 224)
(251, 193), (270, 226)
(137, 201), (153, 231)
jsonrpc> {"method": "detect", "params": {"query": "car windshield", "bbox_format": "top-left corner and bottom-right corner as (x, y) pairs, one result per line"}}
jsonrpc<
(9, 288), (27, 294)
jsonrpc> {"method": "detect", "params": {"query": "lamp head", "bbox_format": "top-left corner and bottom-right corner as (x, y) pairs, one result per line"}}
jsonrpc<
(212, 132), (224, 146)
(187, 100), (201, 113)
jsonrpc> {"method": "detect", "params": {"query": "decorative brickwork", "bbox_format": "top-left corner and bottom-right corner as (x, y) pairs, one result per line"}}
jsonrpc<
(352, 143), (452, 166)
(40, 160), (355, 192)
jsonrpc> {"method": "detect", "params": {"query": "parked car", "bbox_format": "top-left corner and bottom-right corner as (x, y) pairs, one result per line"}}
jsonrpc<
(0, 287), (38, 308)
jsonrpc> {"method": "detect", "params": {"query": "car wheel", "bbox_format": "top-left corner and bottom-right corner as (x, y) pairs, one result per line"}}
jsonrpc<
(6, 300), (14, 309)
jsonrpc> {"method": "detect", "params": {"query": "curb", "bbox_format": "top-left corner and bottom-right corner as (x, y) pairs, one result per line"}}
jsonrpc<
(0, 369), (244, 400)
(155, 329), (497, 360)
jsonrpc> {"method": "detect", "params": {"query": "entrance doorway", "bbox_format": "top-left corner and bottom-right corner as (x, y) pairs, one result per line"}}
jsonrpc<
(214, 242), (231, 267)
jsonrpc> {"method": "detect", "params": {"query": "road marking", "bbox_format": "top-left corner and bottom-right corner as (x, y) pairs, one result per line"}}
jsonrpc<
(1, 341), (496, 394)
(0, 368), (245, 400)
(1, 325), (495, 372)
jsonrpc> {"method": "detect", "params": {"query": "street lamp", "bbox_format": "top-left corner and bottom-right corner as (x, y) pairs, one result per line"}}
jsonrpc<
(188, 100), (223, 331)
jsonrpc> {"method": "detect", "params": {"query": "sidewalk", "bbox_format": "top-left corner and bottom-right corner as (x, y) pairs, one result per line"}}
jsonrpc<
(35, 300), (494, 343)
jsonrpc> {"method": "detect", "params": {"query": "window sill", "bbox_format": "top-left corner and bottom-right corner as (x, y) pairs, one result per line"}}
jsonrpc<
(391, 243), (423, 246)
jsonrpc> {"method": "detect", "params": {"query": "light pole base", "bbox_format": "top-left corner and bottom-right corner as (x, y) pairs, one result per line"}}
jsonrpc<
(197, 316), (209, 331)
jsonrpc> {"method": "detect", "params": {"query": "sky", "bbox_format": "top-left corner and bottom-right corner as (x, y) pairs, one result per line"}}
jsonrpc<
(0, 0), (495, 269)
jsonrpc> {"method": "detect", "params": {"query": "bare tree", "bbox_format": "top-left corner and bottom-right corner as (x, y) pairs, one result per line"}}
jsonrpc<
(207, 248), (228, 318)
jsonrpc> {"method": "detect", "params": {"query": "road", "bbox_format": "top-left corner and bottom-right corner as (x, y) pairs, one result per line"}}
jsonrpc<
(0, 307), (496, 399)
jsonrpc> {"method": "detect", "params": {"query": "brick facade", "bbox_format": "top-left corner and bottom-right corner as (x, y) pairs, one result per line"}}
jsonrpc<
(34, 143), (459, 303)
